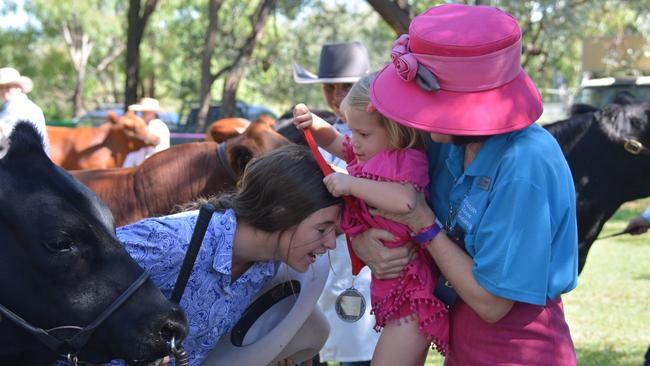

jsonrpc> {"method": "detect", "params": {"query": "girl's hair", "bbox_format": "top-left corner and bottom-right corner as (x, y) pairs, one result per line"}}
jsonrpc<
(205, 145), (342, 232)
(341, 72), (429, 150)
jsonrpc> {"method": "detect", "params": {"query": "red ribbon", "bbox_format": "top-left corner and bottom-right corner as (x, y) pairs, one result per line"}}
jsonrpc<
(302, 128), (367, 275)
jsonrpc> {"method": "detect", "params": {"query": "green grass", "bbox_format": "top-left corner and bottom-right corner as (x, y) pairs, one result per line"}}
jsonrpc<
(423, 198), (650, 366)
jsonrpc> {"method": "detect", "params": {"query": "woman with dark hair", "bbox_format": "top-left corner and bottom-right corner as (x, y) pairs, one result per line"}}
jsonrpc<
(115, 145), (343, 366)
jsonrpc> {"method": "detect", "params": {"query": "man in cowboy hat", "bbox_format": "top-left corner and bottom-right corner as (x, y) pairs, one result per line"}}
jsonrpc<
(293, 42), (380, 366)
(122, 97), (170, 167)
(0, 67), (48, 151)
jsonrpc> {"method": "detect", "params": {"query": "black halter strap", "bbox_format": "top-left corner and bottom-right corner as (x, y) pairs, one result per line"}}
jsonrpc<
(170, 203), (216, 304)
(0, 271), (149, 355)
(216, 142), (238, 182)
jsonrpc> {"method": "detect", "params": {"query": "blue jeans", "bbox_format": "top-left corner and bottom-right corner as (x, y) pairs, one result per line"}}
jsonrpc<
(340, 362), (371, 366)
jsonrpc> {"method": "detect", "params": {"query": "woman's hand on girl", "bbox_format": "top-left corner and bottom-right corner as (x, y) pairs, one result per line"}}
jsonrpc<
(292, 103), (314, 130)
(351, 228), (415, 279)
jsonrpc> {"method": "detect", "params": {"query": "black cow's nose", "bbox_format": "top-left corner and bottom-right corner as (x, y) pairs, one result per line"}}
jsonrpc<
(159, 307), (188, 343)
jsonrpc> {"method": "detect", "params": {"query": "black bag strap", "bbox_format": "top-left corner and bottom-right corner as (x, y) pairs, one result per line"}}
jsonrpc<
(170, 203), (216, 304)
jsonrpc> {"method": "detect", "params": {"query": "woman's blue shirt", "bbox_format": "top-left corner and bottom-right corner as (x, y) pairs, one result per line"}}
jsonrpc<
(428, 124), (578, 305)
(116, 208), (278, 365)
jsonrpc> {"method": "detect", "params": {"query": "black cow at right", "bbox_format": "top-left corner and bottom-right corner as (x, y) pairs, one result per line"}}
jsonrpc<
(544, 91), (650, 274)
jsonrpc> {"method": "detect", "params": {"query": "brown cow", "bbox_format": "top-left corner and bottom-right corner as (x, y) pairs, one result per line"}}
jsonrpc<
(205, 115), (276, 143)
(71, 119), (291, 226)
(47, 110), (151, 170)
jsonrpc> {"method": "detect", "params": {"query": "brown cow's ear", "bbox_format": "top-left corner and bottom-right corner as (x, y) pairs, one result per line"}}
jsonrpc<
(229, 145), (254, 176)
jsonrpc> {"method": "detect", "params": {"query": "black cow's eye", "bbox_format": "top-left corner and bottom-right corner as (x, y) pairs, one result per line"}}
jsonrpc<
(43, 238), (74, 253)
(629, 117), (643, 129)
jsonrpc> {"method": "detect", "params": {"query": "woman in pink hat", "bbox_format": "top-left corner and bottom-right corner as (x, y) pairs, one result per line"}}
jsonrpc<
(352, 4), (578, 365)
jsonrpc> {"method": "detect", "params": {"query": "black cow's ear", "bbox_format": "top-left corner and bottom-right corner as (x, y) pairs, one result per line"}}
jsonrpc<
(230, 145), (254, 176)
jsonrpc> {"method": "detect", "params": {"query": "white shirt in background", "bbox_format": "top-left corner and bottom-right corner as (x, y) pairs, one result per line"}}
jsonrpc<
(122, 118), (170, 168)
(317, 120), (380, 363)
(0, 92), (48, 152)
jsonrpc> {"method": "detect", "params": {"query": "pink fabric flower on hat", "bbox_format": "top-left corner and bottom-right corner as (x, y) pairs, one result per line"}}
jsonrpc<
(391, 34), (410, 61)
(391, 34), (418, 82)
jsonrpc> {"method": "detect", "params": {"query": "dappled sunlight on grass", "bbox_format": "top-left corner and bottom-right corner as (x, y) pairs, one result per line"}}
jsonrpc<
(564, 197), (650, 366)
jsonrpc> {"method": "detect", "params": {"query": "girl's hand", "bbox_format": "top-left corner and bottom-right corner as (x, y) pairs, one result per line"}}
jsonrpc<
(369, 191), (436, 232)
(292, 103), (313, 130)
(323, 172), (353, 197)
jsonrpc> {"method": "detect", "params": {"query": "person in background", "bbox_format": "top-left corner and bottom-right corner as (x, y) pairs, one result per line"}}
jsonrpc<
(624, 203), (650, 235)
(122, 97), (170, 167)
(293, 42), (380, 366)
(353, 4), (579, 365)
(0, 67), (48, 151)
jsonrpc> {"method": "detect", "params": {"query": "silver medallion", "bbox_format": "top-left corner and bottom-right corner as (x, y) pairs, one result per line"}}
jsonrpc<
(335, 286), (366, 323)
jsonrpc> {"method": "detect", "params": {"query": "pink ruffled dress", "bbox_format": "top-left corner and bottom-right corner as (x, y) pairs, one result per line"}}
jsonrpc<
(339, 137), (449, 355)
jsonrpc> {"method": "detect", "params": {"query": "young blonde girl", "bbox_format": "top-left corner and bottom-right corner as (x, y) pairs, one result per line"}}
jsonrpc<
(294, 72), (448, 365)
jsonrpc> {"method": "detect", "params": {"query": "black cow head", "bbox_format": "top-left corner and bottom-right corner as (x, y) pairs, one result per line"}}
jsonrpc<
(0, 122), (187, 365)
(598, 94), (650, 151)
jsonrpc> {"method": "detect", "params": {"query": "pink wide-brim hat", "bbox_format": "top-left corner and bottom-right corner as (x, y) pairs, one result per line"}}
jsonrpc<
(370, 4), (543, 136)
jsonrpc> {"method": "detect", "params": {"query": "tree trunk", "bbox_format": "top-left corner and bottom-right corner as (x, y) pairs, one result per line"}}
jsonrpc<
(220, 0), (277, 118)
(197, 0), (224, 132)
(366, 0), (412, 35)
(124, 0), (158, 110)
(62, 19), (93, 117)
(220, 68), (243, 119)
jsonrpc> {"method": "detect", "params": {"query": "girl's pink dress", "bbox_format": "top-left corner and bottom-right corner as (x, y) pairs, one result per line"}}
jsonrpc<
(339, 137), (449, 355)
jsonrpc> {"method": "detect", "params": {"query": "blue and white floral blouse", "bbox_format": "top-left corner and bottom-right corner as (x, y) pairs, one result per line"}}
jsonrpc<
(116, 208), (279, 365)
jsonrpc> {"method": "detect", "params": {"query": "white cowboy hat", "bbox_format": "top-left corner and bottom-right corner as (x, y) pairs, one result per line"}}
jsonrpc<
(203, 254), (330, 366)
(293, 42), (369, 84)
(128, 97), (161, 112)
(0, 67), (33, 93)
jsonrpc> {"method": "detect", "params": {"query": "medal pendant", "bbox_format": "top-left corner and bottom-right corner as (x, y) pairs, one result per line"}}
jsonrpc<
(335, 286), (366, 323)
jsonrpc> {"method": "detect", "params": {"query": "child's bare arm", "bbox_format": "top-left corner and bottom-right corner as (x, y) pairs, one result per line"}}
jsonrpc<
(293, 103), (345, 159)
(323, 173), (418, 214)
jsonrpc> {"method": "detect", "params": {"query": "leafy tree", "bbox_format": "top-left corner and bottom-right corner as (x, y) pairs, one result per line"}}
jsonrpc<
(2, 0), (126, 118)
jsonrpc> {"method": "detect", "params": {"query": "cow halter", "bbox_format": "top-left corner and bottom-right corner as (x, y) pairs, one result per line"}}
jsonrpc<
(0, 271), (149, 363)
(217, 141), (239, 182)
(622, 138), (650, 155)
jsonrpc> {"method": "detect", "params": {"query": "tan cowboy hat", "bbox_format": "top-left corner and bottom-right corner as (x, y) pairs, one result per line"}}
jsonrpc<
(203, 254), (331, 366)
(0, 67), (33, 93)
(128, 97), (161, 112)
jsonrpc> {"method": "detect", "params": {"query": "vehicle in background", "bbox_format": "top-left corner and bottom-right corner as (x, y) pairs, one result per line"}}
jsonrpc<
(573, 76), (650, 108)
(45, 101), (278, 146)
(45, 119), (76, 128)
(73, 103), (180, 127)
(172, 101), (277, 144)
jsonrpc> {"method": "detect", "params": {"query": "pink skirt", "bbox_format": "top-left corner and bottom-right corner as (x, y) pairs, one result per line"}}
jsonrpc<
(445, 297), (576, 365)
(371, 249), (449, 355)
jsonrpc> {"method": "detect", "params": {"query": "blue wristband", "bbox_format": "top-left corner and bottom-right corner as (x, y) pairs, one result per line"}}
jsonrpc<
(412, 220), (442, 247)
